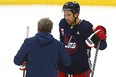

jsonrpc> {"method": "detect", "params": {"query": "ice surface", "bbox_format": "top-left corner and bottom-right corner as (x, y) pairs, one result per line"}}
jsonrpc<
(0, 5), (116, 77)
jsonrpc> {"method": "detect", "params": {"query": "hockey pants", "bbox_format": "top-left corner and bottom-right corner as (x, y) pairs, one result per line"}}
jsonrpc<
(58, 69), (91, 77)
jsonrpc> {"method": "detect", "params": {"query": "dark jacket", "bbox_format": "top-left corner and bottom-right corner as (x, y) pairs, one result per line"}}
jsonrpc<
(58, 18), (107, 74)
(14, 32), (71, 77)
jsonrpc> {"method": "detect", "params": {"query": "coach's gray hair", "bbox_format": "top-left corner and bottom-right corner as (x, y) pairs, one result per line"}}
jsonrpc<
(37, 18), (53, 33)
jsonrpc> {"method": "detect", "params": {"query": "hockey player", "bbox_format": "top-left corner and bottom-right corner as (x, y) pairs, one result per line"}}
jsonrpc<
(14, 18), (71, 77)
(58, 1), (107, 77)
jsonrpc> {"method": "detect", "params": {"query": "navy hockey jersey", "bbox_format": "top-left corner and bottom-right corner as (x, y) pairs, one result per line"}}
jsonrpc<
(58, 18), (107, 74)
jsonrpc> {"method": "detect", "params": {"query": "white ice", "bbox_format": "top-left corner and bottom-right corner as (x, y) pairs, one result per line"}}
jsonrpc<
(0, 5), (116, 77)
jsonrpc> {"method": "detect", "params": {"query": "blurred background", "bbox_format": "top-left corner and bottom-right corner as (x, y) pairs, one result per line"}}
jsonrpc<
(0, 0), (116, 77)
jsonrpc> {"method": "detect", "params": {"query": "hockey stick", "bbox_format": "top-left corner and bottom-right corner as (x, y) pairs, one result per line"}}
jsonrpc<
(26, 26), (29, 38)
(20, 26), (29, 77)
(23, 26), (29, 77)
(91, 41), (100, 77)
(23, 69), (26, 77)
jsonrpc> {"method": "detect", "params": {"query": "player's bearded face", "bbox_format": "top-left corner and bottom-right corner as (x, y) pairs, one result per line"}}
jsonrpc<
(64, 11), (75, 25)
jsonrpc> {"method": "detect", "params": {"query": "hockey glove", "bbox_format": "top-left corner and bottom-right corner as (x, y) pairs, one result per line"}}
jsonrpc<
(85, 25), (107, 47)
(19, 61), (26, 70)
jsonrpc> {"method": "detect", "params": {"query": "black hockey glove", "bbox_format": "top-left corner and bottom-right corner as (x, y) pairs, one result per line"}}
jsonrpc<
(85, 25), (107, 47)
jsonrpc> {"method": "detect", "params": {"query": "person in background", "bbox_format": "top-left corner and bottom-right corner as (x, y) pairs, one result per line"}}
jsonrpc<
(14, 17), (71, 77)
(58, 1), (107, 77)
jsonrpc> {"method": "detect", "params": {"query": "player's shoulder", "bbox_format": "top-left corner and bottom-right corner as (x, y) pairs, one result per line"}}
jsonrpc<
(59, 18), (68, 26)
(80, 19), (93, 28)
(60, 18), (66, 22)
(81, 19), (92, 26)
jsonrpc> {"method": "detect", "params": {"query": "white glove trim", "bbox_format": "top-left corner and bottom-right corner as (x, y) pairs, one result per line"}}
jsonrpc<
(85, 30), (100, 47)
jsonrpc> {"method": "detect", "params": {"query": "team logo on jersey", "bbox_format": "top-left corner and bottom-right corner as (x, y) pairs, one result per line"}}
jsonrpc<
(64, 34), (78, 55)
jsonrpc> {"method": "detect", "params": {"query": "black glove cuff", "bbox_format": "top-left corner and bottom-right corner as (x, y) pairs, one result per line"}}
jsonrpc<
(91, 34), (100, 45)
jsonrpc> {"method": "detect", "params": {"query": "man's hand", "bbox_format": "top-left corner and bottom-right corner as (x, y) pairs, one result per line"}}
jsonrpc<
(19, 61), (26, 70)
(85, 25), (107, 47)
